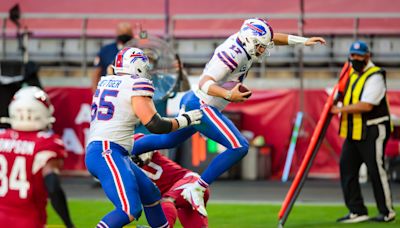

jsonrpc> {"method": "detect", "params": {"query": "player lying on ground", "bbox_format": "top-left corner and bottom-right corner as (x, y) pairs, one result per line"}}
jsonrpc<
(85, 47), (203, 228)
(0, 86), (75, 228)
(132, 18), (326, 216)
(132, 133), (210, 228)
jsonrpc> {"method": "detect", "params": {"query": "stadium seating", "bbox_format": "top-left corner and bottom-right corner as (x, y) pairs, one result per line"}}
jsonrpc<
(1, 0), (399, 78)
(176, 39), (217, 66)
(371, 37), (400, 66)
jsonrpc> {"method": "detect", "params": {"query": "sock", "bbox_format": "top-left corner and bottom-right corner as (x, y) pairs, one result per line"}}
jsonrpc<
(143, 203), (169, 228)
(200, 147), (247, 184)
(98, 208), (130, 228)
(132, 128), (196, 155)
(161, 201), (178, 228)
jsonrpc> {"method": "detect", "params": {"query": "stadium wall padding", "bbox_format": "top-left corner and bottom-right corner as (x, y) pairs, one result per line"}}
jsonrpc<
(46, 87), (400, 178)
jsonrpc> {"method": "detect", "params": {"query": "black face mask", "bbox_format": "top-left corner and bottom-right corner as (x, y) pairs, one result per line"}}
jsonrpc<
(350, 59), (367, 73)
(116, 35), (132, 44)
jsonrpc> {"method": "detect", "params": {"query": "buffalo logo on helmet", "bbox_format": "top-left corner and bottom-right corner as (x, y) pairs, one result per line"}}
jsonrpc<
(243, 22), (267, 36)
(129, 51), (148, 64)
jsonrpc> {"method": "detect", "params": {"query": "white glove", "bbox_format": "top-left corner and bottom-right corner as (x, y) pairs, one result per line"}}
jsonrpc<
(175, 107), (203, 129)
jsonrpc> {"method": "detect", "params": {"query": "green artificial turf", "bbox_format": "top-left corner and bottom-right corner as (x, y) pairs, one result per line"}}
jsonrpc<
(47, 200), (398, 227)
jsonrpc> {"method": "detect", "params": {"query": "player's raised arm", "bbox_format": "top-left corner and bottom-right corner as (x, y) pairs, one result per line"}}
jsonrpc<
(273, 32), (326, 46)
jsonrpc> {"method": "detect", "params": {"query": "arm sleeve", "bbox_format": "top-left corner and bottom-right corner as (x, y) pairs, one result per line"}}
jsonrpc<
(131, 78), (155, 98)
(45, 173), (75, 228)
(360, 74), (386, 105)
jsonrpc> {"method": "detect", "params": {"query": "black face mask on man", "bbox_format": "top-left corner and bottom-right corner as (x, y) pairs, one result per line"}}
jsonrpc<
(350, 59), (367, 73)
(116, 34), (132, 44)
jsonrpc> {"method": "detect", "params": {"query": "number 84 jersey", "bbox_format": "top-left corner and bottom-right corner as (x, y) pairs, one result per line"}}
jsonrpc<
(0, 129), (66, 223)
(88, 75), (155, 152)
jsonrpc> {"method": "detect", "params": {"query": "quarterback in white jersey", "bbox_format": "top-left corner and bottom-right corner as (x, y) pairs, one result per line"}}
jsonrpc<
(195, 33), (254, 110)
(85, 47), (202, 228)
(131, 18), (326, 217)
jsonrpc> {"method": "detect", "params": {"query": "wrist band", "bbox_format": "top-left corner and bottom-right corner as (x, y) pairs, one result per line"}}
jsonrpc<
(200, 80), (215, 94)
(288, 35), (308, 45)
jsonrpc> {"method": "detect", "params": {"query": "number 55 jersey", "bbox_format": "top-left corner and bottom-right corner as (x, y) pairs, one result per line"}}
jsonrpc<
(88, 75), (155, 153)
(0, 129), (66, 227)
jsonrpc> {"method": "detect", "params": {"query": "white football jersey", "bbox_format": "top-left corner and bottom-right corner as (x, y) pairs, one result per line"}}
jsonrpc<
(195, 33), (254, 110)
(88, 75), (154, 152)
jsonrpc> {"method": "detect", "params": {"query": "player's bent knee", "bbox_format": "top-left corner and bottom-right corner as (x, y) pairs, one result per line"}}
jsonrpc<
(233, 139), (249, 158)
(141, 185), (162, 206)
(129, 207), (143, 222)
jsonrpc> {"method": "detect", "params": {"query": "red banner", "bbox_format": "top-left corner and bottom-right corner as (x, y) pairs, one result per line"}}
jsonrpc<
(46, 87), (400, 178)
(225, 89), (400, 179)
(46, 88), (93, 175)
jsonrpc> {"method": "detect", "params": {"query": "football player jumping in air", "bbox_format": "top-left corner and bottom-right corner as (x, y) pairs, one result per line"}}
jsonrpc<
(85, 47), (202, 228)
(132, 133), (210, 228)
(132, 18), (326, 217)
(0, 87), (75, 228)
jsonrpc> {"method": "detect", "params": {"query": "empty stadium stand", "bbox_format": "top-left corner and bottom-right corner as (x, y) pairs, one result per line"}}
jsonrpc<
(1, 0), (399, 79)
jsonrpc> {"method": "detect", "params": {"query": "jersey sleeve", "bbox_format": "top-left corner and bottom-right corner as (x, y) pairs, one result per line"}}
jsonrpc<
(39, 134), (67, 159)
(32, 133), (67, 174)
(131, 78), (155, 98)
(203, 48), (239, 81)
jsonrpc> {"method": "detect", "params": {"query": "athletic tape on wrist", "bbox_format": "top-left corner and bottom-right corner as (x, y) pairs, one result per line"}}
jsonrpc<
(200, 80), (215, 94)
(175, 116), (188, 129)
(182, 113), (192, 125)
(288, 35), (308, 45)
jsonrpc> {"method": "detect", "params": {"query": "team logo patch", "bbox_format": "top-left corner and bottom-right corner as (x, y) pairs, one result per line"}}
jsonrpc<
(102, 149), (112, 157)
(129, 52), (148, 64)
(243, 23), (267, 36)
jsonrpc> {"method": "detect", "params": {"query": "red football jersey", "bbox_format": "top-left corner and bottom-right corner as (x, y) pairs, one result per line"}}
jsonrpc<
(0, 129), (66, 227)
(141, 152), (190, 194)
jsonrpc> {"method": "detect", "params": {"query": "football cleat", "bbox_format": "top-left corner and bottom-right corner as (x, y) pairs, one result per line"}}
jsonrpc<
(336, 213), (369, 223)
(179, 183), (208, 217)
(370, 211), (396, 222)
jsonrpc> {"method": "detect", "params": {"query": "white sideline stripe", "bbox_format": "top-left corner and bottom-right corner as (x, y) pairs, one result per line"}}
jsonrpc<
(376, 124), (394, 213)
